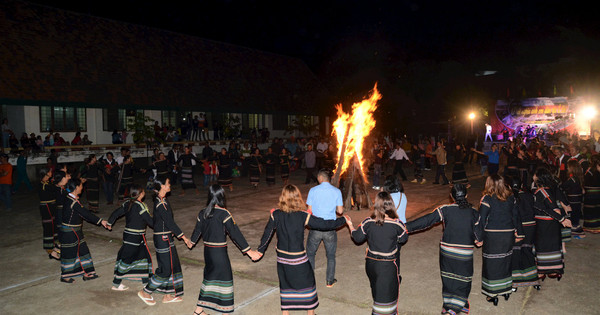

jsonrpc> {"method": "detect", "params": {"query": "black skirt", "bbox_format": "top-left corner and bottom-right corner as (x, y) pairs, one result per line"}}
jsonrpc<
(366, 256), (399, 314)
(481, 231), (513, 297)
(197, 246), (235, 313)
(277, 252), (318, 311)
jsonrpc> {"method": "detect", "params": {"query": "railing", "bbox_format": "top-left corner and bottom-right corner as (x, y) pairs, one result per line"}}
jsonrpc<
(7, 140), (270, 165)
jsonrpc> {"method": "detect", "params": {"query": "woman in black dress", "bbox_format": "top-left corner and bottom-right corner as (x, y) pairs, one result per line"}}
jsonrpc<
(138, 177), (192, 305)
(280, 148), (291, 185)
(249, 148), (262, 188)
(107, 184), (154, 291)
(406, 184), (481, 314)
(264, 147), (278, 186)
(59, 178), (110, 283)
(256, 184), (347, 315)
(177, 145), (202, 196)
(532, 168), (572, 281)
(38, 167), (60, 260)
(507, 176), (540, 291)
(562, 159), (585, 238)
(477, 174), (523, 305)
(346, 192), (409, 315)
(81, 154), (103, 213)
(451, 144), (468, 185)
(190, 184), (260, 315)
(217, 148), (233, 191)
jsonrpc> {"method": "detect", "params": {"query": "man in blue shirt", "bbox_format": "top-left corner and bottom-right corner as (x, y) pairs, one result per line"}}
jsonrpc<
(472, 143), (500, 175)
(306, 169), (343, 287)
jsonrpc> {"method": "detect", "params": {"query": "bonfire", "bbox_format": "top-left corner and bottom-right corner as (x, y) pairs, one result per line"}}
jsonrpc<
(331, 83), (381, 211)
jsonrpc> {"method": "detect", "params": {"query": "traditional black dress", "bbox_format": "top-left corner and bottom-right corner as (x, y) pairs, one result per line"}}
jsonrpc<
(258, 209), (346, 311)
(249, 155), (262, 185)
(280, 154), (290, 181)
(477, 195), (523, 297)
(59, 193), (104, 280)
(38, 180), (58, 252)
(177, 153), (201, 190)
(107, 200), (154, 287)
(81, 163), (102, 212)
(55, 185), (67, 239)
(583, 168), (600, 233)
(406, 204), (481, 314)
(191, 207), (251, 313)
(117, 162), (140, 201)
(264, 153), (278, 185)
(217, 153), (233, 187)
(452, 150), (468, 184)
(143, 197), (185, 296)
(511, 191), (540, 288)
(533, 187), (567, 275)
(561, 175), (584, 236)
(351, 218), (408, 315)
(504, 147), (519, 178)
(148, 159), (170, 181)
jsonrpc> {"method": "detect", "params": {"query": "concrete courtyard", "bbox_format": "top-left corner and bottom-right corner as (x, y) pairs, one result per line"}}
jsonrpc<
(0, 163), (597, 315)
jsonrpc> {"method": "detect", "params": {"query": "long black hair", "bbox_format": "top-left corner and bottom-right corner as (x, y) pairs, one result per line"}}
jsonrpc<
(65, 178), (82, 193)
(383, 175), (403, 194)
(534, 167), (557, 189)
(52, 170), (67, 185)
(152, 176), (169, 199)
(506, 175), (523, 201)
(451, 183), (471, 208)
(203, 184), (226, 219)
(125, 183), (144, 213)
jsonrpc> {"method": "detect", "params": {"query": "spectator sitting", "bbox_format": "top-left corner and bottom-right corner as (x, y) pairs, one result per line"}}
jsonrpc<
(112, 130), (123, 144)
(81, 134), (92, 145)
(53, 133), (66, 146)
(43, 136), (51, 147)
(71, 131), (82, 145)
(9, 133), (19, 152)
(20, 132), (30, 150)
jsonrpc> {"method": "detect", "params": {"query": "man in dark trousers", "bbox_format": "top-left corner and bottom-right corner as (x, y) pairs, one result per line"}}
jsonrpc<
(389, 142), (410, 181)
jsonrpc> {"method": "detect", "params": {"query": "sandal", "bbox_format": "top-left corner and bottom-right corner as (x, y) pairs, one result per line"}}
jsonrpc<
(111, 284), (129, 291)
(82, 274), (99, 281)
(60, 278), (75, 284)
(137, 291), (156, 306)
(163, 296), (183, 303)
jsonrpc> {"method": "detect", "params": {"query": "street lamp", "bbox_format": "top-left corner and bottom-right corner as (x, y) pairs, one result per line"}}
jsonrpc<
(468, 112), (476, 134)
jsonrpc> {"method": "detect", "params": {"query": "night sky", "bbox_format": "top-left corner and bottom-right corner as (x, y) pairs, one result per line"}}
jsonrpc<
(25, 0), (600, 133)
(27, 0), (599, 71)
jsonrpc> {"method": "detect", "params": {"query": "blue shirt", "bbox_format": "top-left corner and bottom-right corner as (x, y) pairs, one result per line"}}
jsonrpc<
(306, 182), (343, 220)
(390, 192), (407, 223)
(485, 150), (500, 164)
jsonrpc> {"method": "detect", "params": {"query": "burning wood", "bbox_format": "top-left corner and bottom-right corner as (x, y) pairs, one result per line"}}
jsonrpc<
(331, 84), (381, 211)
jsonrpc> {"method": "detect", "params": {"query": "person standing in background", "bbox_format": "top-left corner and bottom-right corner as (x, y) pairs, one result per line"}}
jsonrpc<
(1, 118), (11, 149)
(0, 154), (13, 210)
(13, 149), (33, 193)
(303, 144), (317, 184)
(430, 141), (450, 185)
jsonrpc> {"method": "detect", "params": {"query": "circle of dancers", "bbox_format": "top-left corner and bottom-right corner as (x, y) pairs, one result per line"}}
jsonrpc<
(37, 159), (592, 315)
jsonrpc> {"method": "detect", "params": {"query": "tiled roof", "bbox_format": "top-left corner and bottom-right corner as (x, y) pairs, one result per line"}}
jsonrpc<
(0, 0), (330, 114)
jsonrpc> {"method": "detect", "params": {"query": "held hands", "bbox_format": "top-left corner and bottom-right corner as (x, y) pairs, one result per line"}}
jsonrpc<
(101, 220), (111, 231)
(561, 219), (572, 228)
(475, 240), (483, 247)
(343, 215), (354, 230)
(181, 235), (193, 249)
(246, 250), (262, 262)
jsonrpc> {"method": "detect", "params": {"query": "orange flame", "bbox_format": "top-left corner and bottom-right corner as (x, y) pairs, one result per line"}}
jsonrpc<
(332, 83), (381, 180)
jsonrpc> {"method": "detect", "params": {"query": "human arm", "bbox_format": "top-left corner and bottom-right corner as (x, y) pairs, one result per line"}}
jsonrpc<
(190, 212), (204, 246)
(350, 218), (369, 244)
(106, 204), (126, 227)
(405, 207), (443, 233)
(306, 213), (347, 231)
(256, 212), (276, 255)
(511, 199), (525, 241)
(223, 213), (251, 254)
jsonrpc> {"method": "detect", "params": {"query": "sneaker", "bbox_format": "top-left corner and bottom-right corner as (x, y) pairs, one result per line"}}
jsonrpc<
(421, 179), (427, 184)
(410, 179), (418, 183)
(326, 279), (337, 287)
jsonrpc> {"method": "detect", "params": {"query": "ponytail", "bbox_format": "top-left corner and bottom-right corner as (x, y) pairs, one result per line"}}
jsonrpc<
(203, 184), (226, 219)
(451, 184), (471, 208)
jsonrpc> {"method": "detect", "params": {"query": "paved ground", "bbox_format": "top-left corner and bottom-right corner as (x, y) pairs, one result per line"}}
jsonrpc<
(0, 163), (597, 315)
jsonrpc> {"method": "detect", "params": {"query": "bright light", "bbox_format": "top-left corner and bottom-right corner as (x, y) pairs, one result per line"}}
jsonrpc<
(582, 106), (597, 118)
(468, 112), (475, 120)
